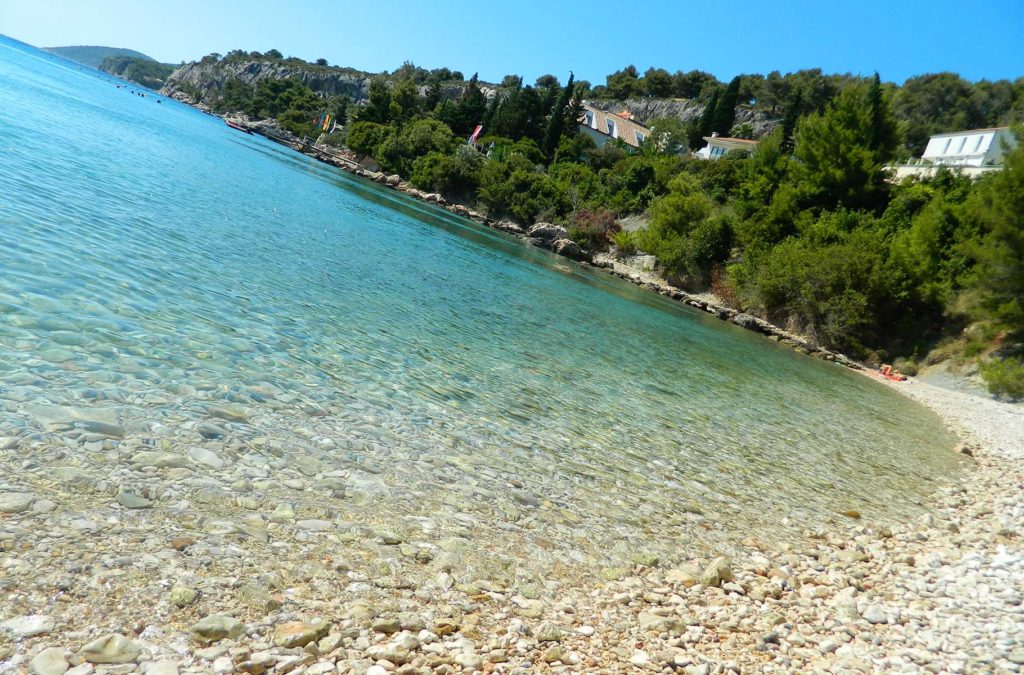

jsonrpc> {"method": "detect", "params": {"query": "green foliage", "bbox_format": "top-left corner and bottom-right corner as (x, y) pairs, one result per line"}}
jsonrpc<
(410, 145), (484, 198)
(980, 357), (1024, 400)
(249, 78), (318, 118)
(100, 56), (175, 88)
(687, 89), (720, 149)
(478, 154), (565, 222)
(749, 226), (896, 352)
(895, 73), (992, 155)
(344, 122), (394, 157)
(358, 77), (393, 124)
(605, 65), (642, 99)
(613, 229), (636, 253)
(633, 174), (732, 285)
(549, 162), (606, 212)
(215, 78), (254, 113)
(961, 130), (1024, 333)
(211, 77), (322, 136)
(711, 76), (741, 136)
(645, 117), (689, 155)
(793, 80), (898, 212)
(643, 68), (673, 97)
(541, 73), (576, 161)
(375, 119), (457, 176)
(730, 123), (755, 139)
(436, 73), (487, 135)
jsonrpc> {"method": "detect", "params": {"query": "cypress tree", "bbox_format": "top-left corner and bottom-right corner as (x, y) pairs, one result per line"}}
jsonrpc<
(542, 72), (575, 161)
(689, 89), (719, 149)
(867, 72), (898, 162)
(780, 91), (803, 154)
(712, 76), (741, 135)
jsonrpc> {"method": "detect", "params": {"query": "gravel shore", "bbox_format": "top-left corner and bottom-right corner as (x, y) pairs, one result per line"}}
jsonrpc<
(1, 375), (1021, 674)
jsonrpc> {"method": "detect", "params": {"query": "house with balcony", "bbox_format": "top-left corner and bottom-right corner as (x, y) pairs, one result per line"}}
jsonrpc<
(891, 127), (1017, 179)
(579, 103), (651, 150)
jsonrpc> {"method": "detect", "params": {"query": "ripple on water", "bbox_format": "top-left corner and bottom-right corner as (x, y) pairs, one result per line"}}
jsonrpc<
(0, 36), (960, 574)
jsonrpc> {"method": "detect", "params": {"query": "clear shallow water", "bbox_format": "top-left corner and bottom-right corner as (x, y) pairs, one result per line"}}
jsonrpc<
(0, 37), (958, 572)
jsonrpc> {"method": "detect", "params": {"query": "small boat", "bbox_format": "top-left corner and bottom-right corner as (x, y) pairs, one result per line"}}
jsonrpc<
(225, 119), (253, 134)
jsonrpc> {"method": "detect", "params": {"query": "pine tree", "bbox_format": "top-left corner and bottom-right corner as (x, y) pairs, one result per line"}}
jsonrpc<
(793, 82), (893, 211)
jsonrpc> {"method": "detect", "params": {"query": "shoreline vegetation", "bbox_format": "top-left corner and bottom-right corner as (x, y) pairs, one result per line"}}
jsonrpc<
(155, 52), (1024, 399)
(218, 114), (867, 373)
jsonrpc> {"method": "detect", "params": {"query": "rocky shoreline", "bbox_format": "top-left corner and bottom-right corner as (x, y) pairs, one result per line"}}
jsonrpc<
(211, 112), (858, 374)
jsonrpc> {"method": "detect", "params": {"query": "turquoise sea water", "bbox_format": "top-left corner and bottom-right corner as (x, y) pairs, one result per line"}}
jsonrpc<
(0, 37), (957, 569)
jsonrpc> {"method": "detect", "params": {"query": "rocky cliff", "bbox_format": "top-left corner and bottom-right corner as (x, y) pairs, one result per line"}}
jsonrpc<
(590, 99), (781, 138)
(161, 59), (374, 105)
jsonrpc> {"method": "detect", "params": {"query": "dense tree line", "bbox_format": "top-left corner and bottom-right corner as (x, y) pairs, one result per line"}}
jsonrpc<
(199, 51), (1024, 396)
(592, 65), (1024, 155)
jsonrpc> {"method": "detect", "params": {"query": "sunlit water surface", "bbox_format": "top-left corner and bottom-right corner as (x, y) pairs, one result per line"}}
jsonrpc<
(0, 37), (958, 574)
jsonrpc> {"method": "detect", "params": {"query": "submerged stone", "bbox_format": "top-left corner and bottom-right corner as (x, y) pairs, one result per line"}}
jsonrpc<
(191, 615), (245, 644)
(78, 634), (142, 664)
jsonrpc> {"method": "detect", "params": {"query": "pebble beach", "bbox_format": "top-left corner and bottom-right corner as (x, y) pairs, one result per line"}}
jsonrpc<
(1, 375), (1020, 675)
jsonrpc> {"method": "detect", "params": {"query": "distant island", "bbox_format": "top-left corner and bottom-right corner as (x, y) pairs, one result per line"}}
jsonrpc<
(46, 45), (177, 89)
(44, 45), (156, 68)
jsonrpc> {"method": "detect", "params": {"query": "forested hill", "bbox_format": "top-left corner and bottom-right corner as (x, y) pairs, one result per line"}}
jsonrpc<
(99, 57), (176, 89)
(163, 50), (1024, 398)
(45, 45), (156, 69)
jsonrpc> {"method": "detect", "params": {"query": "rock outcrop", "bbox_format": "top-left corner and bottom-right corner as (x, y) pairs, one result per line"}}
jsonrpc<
(161, 60), (373, 105)
(161, 59), (496, 108)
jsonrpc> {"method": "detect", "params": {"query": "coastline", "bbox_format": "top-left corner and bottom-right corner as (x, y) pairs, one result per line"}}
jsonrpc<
(1, 98), (1021, 675)
(213, 110), (861, 374)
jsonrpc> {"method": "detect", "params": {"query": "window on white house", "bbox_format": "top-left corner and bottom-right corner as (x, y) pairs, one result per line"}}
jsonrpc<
(974, 135), (984, 152)
(943, 138), (952, 154)
(957, 137), (967, 153)
(606, 119), (616, 137)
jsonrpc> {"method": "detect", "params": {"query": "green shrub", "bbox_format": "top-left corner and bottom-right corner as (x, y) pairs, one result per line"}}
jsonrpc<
(980, 357), (1024, 400)
(962, 340), (986, 358)
(344, 122), (394, 157)
(409, 146), (483, 198)
(613, 230), (636, 254)
(375, 119), (457, 176)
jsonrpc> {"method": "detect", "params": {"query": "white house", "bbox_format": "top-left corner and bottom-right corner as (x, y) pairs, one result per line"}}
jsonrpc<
(695, 133), (758, 160)
(579, 103), (651, 150)
(891, 127), (1017, 179)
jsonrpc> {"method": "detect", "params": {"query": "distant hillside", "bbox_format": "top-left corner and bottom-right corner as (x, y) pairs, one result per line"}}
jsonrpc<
(46, 45), (156, 69)
(100, 56), (175, 89)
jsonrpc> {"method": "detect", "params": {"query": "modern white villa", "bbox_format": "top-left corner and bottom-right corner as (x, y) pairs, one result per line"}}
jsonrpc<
(891, 126), (1017, 179)
(695, 133), (758, 160)
(579, 103), (651, 150)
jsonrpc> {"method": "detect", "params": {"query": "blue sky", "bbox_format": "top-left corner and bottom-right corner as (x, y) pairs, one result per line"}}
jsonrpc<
(2, 0), (1022, 85)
